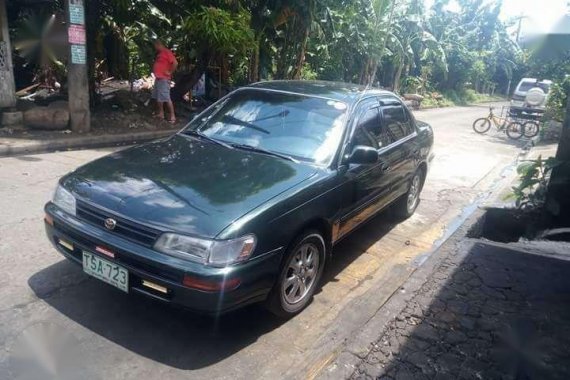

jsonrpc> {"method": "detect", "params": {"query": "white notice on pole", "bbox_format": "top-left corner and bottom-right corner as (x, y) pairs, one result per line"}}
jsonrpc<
(71, 45), (86, 64)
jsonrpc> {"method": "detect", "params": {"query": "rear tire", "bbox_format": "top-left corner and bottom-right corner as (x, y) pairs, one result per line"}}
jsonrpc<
(266, 230), (326, 318)
(473, 118), (491, 134)
(523, 121), (540, 138)
(506, 122), (524, 140)
(394, 169), (424, 220)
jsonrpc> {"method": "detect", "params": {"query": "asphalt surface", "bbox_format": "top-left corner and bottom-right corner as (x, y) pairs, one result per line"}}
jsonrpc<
(351, 240), (570, 380)
(0, 103), (526, 379)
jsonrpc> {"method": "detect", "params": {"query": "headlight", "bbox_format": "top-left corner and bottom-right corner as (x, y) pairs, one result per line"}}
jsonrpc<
(154, 233), (256, 267)
(52, 184), (76, 216)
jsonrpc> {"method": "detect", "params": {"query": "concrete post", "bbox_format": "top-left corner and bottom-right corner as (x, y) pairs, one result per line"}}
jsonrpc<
(547, 96), (570, 220)
(0, 0), (16, 109)
(66, 0), (90, 132)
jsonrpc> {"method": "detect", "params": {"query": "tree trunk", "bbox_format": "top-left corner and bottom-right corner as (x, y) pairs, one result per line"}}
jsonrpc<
(249, 40), (260, 83)
(248, 30), (263, 83)
(291, 28), (309, 80)
(546, 96), (570, 221)
(359, 58), (370, 84)
(359, 57), (378, 86)
(85, 0), (102, 107)
(0, 0), (17, 109)
(393, 61), (404, 94)
(368, 58), (379, 86)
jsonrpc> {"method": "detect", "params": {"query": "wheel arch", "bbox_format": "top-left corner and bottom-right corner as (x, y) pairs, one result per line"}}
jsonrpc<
(286, 218), (332, 258)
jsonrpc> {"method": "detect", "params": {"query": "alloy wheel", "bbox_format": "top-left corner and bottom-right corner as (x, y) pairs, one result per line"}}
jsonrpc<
(282, 242), (320, 305)
(407, 174), (421, 213)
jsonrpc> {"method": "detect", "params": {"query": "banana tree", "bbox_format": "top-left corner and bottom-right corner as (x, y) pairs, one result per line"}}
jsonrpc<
(388, 8), (447, 93)
(359, 0), (397, 85)
(272, 0), (321, 80)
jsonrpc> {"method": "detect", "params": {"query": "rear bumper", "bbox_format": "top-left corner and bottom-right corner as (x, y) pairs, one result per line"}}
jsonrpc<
(509, 104), (545, 115)
(44, 203), (283, 314)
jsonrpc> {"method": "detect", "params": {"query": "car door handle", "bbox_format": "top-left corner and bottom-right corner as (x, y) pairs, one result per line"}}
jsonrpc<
(380, 162), (392, 172)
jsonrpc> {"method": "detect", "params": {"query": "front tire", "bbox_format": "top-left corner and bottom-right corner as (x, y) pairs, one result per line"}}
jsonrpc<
(473, 118), (491, 134)
(266, 231), (326, 318)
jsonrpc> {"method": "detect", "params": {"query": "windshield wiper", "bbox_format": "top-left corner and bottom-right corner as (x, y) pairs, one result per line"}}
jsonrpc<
(221, 115), (270, 135)
(181, 130), (233, 150)
(230, 143), (298, 163)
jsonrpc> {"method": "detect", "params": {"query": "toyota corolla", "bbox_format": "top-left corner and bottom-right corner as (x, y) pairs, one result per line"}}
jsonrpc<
(44, 81), (434, 317)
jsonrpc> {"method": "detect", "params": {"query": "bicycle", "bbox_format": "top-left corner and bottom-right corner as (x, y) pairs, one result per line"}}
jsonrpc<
(521, 119), (540, 138)
(472, 107), (524, 139)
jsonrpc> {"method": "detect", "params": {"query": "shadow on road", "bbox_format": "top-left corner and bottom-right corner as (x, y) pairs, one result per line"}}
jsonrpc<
(29, 259), (283, 370)
(353, 242), (570, 379)
(28, 210), (399, 370)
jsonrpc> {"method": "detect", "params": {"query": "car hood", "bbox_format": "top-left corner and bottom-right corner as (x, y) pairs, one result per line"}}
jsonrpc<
(64, 134), (318, 237)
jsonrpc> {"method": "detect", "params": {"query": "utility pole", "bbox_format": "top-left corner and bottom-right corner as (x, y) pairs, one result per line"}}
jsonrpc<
(0, 0), (16, 109)
(66, 0), (90, 132)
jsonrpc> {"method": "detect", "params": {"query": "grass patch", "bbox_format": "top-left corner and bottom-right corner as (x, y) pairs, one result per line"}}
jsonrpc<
(420, 89), (505, 109)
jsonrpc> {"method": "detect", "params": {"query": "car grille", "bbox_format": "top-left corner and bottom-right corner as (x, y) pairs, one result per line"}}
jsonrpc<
(76, 200), (161, 247)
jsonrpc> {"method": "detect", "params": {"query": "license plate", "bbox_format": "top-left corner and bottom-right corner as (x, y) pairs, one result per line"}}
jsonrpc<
(82, 251), (129, 293)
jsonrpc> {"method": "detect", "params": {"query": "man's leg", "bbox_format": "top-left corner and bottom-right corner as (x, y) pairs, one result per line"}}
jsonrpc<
(155, 100), (165, 118)
(166, 100), (176, 122)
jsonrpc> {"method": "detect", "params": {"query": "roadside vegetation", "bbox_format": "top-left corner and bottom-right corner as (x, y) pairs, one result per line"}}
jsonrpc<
(5, 0), (569, 115)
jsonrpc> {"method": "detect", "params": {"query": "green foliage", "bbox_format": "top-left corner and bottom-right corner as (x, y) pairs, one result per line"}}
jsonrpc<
(546, 76), (570, 122)
(299, 63), (318, 80)
(511, 156), (560, 209)
(9, 0), (534, 101)
(401, 76), (423, 94)
(182, 7), (254, 57)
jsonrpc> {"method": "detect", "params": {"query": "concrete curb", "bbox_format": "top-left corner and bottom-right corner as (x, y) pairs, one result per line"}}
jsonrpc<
(314, 140), (532, 379)
(0, 129), (178, 157)
(315, 209), (486, 380)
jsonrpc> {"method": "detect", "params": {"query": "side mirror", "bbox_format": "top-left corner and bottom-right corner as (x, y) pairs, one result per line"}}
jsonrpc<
(346, 145), (379, 165)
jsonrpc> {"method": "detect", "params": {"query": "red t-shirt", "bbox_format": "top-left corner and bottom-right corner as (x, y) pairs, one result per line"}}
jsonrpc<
(153, 48), (176, 80)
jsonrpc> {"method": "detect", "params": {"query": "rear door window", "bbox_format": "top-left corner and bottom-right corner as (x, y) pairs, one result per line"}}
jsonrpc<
(380, 99), (414, 142)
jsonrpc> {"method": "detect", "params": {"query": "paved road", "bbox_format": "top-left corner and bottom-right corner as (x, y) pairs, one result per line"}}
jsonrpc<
(351, 240), (570, 380)
(0, 103), (524, 379)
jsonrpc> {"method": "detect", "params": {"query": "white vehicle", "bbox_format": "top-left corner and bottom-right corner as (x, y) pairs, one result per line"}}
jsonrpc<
(510, 78), (552, 115)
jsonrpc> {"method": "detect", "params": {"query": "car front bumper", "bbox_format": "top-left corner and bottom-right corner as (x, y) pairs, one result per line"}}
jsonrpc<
(44, 203), (283, 314)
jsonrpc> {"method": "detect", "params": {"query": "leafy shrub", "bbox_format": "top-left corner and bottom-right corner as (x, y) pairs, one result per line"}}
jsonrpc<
(401, 76), (423, 94)
(443, 90), (462, 104)
(511, 156), (559, 209)
(463, 89), (479, 103)
(300, 63), (318, 80)
(546, 76), (570, 122)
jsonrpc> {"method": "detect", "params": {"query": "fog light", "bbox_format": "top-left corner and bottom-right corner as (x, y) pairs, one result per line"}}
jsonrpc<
(142, 280), (168, 294)
(182, 275), (240, 292)
(58, 239), (73, 251)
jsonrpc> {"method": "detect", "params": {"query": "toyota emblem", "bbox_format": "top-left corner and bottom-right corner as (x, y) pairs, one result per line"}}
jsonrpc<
(104, 218), (117, 230)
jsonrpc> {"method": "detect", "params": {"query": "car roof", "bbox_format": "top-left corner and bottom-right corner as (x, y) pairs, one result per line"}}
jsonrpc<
(245, 80), (393, 104)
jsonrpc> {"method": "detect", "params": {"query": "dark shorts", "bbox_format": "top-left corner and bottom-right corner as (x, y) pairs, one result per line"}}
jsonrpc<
(152, 79), (171, 102)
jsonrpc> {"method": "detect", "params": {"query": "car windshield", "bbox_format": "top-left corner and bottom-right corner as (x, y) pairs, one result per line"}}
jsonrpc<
(183, 89), (348, 165)
(518, 81), (550, 93)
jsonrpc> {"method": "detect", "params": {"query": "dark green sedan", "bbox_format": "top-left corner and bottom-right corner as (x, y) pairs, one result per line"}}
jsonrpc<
(44, 81), (434, 317)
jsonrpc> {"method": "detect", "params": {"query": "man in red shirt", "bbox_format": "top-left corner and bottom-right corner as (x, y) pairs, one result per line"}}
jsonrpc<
(152, 40), (178, 123)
